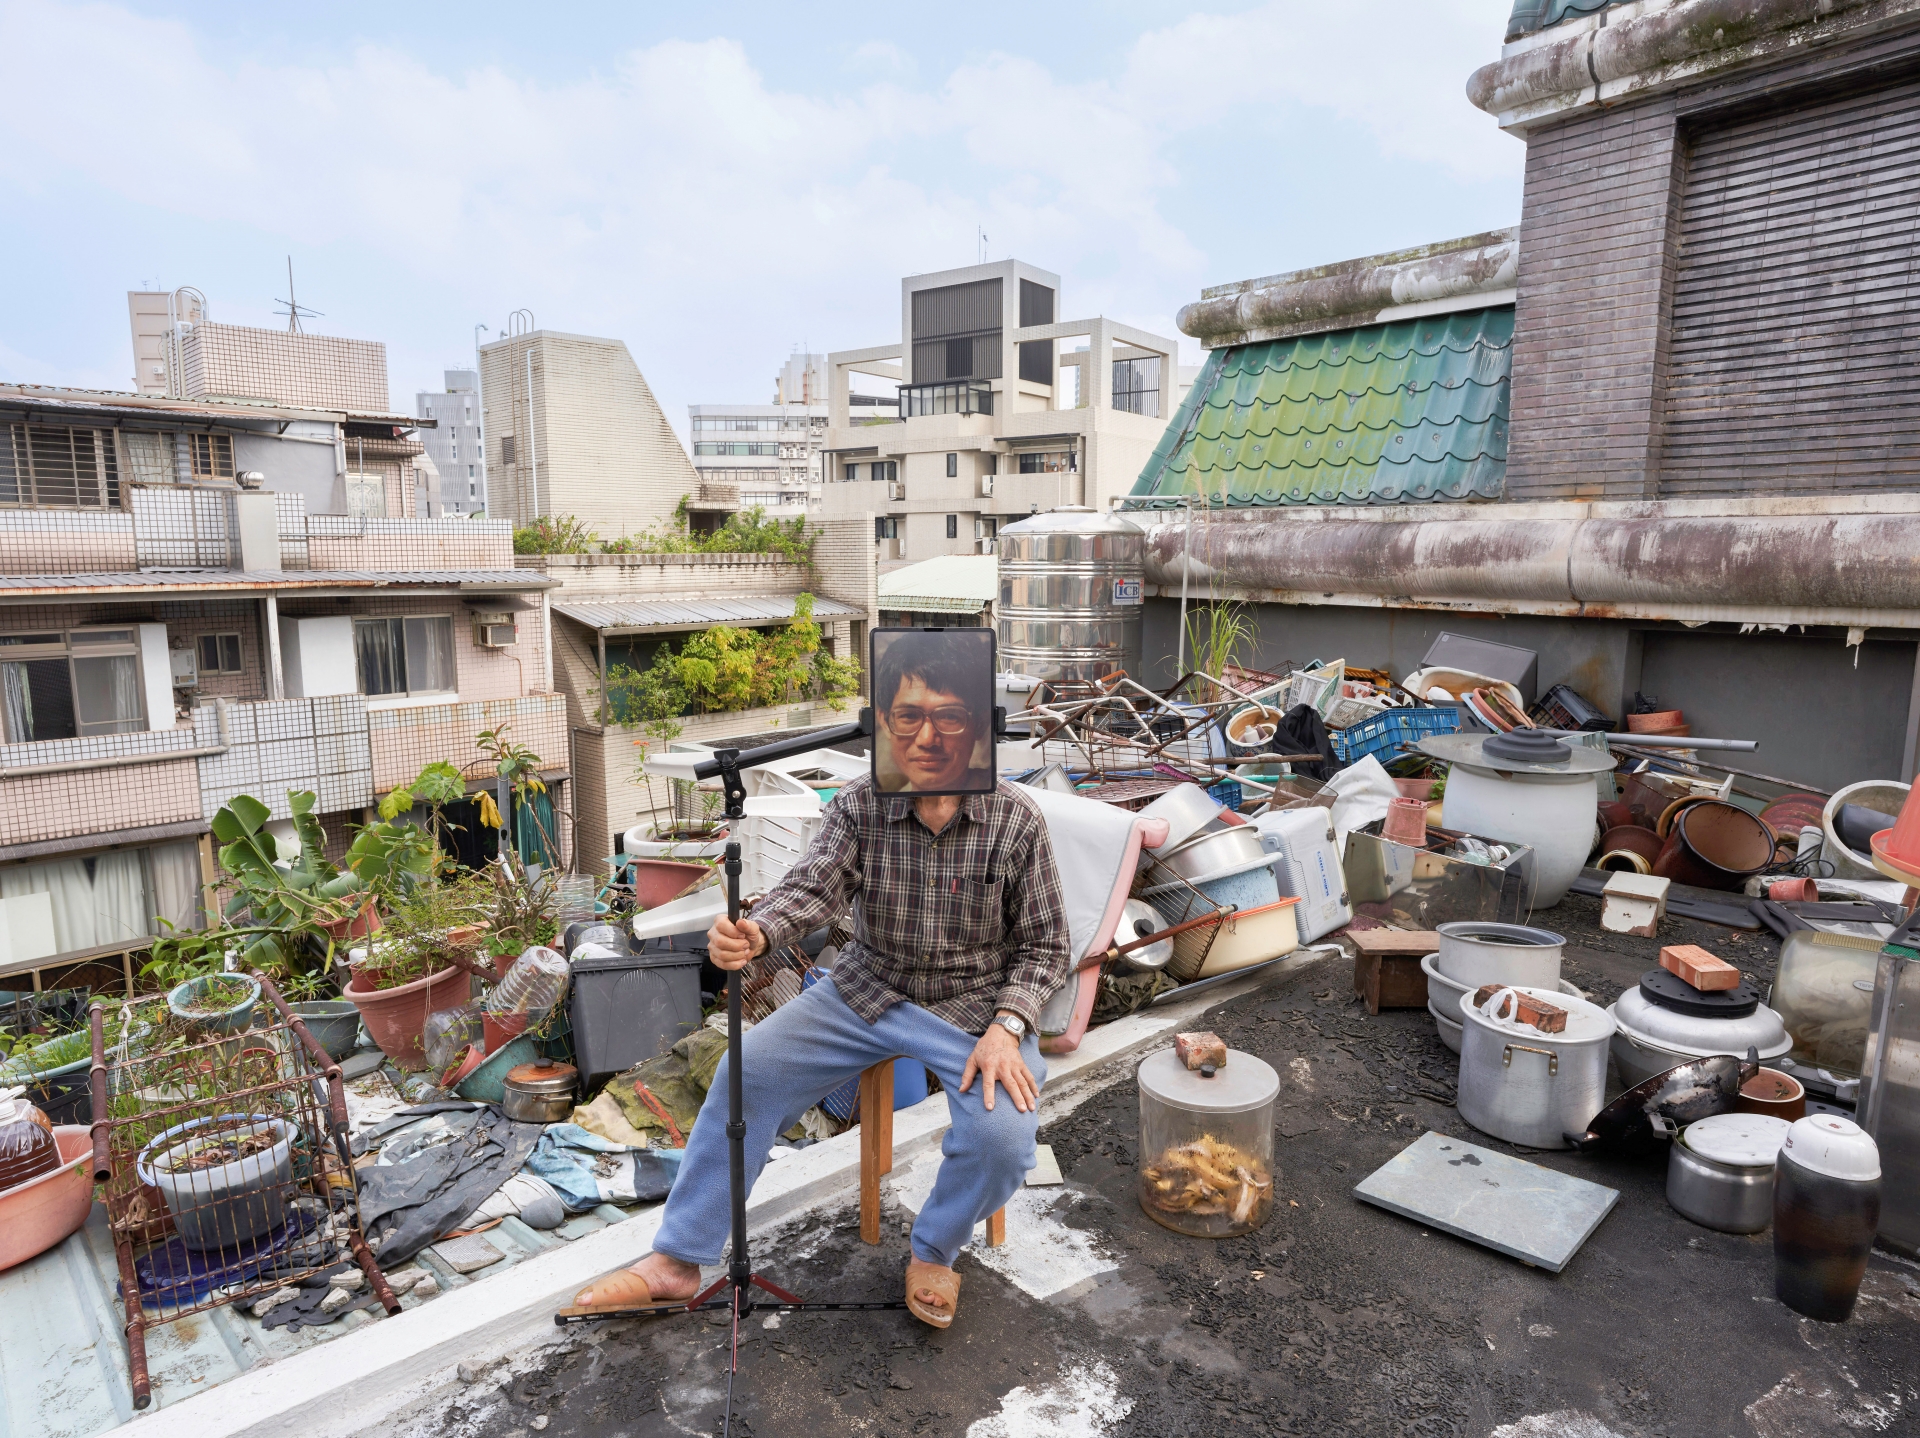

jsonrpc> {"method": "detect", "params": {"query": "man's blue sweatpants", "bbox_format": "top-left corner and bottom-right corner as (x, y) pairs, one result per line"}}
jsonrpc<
(651, 975), (1045, 1268)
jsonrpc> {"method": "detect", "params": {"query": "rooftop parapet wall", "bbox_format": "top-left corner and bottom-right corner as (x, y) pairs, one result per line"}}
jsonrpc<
(1139, 495), (1920, 629)
(1468, 0), (1920, 132)
(1178, 232), (1520, 350)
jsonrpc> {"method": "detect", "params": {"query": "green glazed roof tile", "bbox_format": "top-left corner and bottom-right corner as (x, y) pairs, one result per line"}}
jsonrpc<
(1505, 0), (1626, 42)
(1132, 306), (1512, 509)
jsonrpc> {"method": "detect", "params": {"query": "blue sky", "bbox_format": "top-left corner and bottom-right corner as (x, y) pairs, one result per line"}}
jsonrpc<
(0, 0), (1522, 434)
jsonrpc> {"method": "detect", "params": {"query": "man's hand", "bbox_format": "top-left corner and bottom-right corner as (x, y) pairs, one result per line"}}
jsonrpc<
(960, 1020), (1039, 1114)
(707, 915), (766, 971)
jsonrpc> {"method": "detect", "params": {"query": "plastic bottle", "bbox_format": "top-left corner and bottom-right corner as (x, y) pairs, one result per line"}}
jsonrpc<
(1774, 1114), (1881, 1322)
(486, 945), (570, 1021)
(0, 1085), (59, 1190)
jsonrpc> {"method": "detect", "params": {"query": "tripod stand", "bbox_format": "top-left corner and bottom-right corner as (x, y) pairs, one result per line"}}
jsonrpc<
(555, 726), (908, 1435)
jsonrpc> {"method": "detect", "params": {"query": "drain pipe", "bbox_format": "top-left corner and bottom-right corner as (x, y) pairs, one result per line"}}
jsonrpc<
(0, 697), (232, 778)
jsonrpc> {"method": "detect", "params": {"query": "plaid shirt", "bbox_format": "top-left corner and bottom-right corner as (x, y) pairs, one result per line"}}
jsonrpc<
(747, 776), (1070, 1035)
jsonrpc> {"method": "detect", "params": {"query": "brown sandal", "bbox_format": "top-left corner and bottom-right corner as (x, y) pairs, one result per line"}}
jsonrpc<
(565, 1267), (656, 1314)
(905, 1259), (960, 1329)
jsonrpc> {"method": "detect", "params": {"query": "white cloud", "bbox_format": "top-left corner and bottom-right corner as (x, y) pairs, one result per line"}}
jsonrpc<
(0, 0), (1519, 411)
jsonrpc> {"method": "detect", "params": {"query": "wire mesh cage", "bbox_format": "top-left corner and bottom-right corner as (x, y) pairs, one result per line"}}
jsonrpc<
(87, 975), (396, 1408)
(1132, 854), (1231, 983)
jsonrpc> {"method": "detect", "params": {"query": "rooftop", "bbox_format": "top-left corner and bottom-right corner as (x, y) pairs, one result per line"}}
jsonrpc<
(0, 382), (430, 431)
(1132, 307), (1512, 508)
(877, 554), (999, 612)
(0, 569), (555, 599)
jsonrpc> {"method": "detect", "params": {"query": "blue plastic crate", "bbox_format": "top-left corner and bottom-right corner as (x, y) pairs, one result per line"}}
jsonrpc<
(1205, 778), (1243, 811)
(1330, 705), (1460, 766)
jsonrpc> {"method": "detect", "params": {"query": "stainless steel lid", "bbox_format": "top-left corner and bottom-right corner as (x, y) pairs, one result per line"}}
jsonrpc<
(1137, 1048), (1279, 1115)
(1681, 1112), (1790, 1169)
(1417, 731), (1615, 776)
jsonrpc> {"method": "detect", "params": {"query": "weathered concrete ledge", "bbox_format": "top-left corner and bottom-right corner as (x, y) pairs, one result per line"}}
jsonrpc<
(1139, 495), (1920, 630)
(1176, 231), (1518, 350)
(1469, 0), (1920, 133)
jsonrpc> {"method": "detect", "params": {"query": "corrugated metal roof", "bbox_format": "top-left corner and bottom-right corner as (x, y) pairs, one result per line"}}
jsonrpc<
(877, 555), (997, 613)
(553, 593), (862, 632)
(1131, 306), (1511, 508)
(0, 569), (556, 596)
(1505, 0), (1625, 40)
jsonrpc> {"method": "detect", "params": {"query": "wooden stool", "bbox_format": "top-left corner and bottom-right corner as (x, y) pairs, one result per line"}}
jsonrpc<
(857, 1059), (1005, 1248)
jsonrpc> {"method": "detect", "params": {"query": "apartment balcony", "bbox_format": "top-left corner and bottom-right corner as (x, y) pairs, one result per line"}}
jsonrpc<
(898, 381), (994, 419)
(192, 694), (374, 822)
(684, 481), (741, 513)
(0, 692), (377, 855)
(366, 692), (568, 794)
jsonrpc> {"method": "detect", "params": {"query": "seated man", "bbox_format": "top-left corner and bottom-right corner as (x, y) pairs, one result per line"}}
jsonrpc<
(572, 640), (1069, 1327)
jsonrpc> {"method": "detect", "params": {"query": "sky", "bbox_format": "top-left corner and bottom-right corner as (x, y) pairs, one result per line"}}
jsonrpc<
(0, 0), (1522, 440)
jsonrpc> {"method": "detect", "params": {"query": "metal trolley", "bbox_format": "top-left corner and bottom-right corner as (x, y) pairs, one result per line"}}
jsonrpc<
(87, 975), (398, 1408)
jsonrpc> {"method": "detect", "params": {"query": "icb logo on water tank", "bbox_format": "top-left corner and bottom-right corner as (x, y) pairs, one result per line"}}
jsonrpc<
(1111, 578), (1143, 605)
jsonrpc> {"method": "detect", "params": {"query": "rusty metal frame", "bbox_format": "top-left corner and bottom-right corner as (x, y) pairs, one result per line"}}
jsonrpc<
(87, 974), (397, 1409)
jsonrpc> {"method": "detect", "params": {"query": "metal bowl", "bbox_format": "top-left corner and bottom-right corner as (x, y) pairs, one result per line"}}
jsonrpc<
(1158, 824), (1266, 882)
(1138, 784), (1226, 853)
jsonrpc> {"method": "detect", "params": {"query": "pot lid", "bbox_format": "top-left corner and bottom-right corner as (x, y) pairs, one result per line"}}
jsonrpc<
(505, 1057), (578, 1094)
(1137, 1047), (1279, 1115)
(1681, 1112), (1791, 1168)
(1457, 984), (1615, 1043)
(1612, 987), (1790, 1055)
(1416, 732), (1616, 777)
(1118, 899), (1174, 969)
(1639, 966), (1761, 1018)
(1781, 1114), (1880, 1182)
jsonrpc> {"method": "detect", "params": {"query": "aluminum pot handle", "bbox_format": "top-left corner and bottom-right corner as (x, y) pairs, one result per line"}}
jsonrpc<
(1501, 1042), (1559, 1076)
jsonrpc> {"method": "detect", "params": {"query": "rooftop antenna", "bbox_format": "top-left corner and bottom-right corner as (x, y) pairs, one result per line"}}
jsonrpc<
(978, 227), (988, 264)
(275, 257), (322, 334)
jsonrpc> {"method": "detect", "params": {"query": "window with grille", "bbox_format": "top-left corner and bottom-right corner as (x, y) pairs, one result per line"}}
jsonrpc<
(354, 616), (456, 697)
(187, 432), (235, 480)
(874, 517), (898, 540)
(196, 633), (243, 674)
(946, 453), (958, 478)
(946, 514), (958, 539)
(0, 424), (123, 509)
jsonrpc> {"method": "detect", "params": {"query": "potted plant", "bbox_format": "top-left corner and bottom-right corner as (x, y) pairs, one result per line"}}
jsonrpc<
(340, 858), (484, 1070)
(166, 974), (262, 1036)
(134, 1112), (297, 1252)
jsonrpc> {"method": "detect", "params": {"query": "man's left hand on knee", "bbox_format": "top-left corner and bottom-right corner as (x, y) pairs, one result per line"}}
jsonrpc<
(959, 1018), (1039, 1114)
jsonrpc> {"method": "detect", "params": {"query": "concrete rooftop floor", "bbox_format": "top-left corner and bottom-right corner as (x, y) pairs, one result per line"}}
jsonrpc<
(405, 896), (1920, 1438)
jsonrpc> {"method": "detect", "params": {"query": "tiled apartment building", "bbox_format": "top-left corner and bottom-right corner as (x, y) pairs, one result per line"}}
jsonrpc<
(0, 380), (566, 994)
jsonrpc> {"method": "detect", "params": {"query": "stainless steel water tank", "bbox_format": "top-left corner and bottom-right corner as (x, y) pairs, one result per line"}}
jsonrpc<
(996, 506), (1145, 682)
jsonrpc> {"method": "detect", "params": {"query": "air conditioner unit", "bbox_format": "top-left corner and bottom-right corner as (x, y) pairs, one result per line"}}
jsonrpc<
(473, 615), (518, 648)
(169, 645), (198, 688)
(886, 481), (906, 502)
(979, 474), (994, 498)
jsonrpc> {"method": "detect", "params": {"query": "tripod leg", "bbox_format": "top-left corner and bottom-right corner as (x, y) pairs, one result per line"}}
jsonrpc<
(724, 840), (750, 1299)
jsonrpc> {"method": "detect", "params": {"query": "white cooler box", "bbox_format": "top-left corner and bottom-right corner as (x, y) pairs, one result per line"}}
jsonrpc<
(1253, 807), (1350, 942)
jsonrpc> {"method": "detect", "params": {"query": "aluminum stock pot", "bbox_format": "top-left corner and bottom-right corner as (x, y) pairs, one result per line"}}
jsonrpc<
(1456, 985), (1616, 1149)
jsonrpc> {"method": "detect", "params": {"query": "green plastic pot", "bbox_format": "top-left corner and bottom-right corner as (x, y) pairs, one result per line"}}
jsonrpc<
(167, 974), (262, 1036)
(454, 1036), (539, 1105)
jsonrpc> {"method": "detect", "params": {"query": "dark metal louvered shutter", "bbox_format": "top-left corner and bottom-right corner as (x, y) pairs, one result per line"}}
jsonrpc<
(1659, 73), (1920, 496)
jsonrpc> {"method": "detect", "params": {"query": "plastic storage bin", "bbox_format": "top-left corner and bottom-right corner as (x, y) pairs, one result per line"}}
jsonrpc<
(1330, 706), (1461, 766)
(568, 942), (704, 1088)
(1137, 1046), (1280, 1238)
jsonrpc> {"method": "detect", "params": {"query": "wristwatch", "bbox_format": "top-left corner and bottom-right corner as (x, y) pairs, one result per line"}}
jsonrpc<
(991, 1012), (1027, 1040)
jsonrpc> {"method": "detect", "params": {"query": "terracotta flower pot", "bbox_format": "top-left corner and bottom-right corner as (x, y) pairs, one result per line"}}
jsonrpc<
(630, 858), (713, 909)
(343, 963), (471, 1071)
(320, 902), (383, 942)
(446, 924), (486, 949)
(482, 1011), (529, 1054)
(1627, 709), (1685, 734)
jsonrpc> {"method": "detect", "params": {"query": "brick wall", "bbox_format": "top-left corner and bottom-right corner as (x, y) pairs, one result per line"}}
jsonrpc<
(1504, 98), (1682, 502)
(366, 692), (568, 793)
(811, 514), (878, 692)
(303, 515), (515, 571)
(182, 322), (390, 413)
(0, 759), (202, 847)
(0, 509), (137, 573)
(529, 551), (813, 596)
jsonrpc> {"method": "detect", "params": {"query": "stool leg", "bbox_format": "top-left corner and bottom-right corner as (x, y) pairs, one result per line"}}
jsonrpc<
(858, 1060), (894, 1245)
(986, 1207), (1007, 1247)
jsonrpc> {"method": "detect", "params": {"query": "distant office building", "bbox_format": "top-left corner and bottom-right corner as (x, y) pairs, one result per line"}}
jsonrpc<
(418, 370), (486, 515)
(479, 329), (697, 537)
(817, 259), (1187, 571)
(686, 353), (898, 533)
